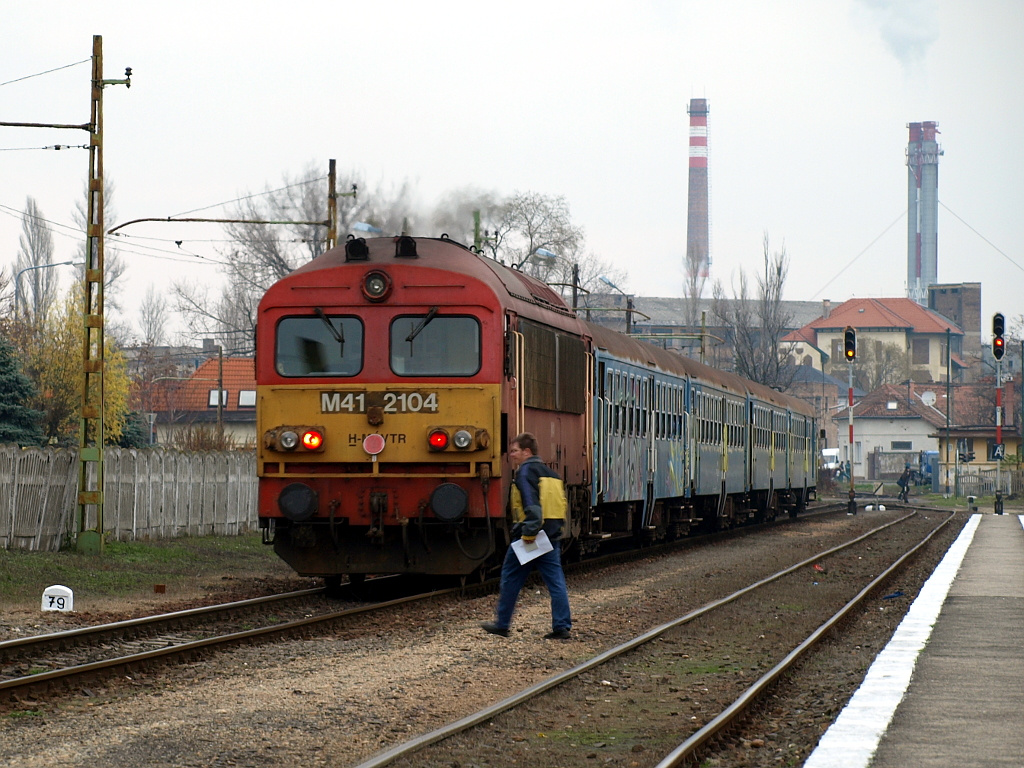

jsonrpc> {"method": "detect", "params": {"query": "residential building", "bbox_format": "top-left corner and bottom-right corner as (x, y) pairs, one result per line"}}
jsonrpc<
(784, 297), (967, 384)
(144, 357), (257, 446)
(833, 382), (947, 481)
(930, 379), (1021, 490)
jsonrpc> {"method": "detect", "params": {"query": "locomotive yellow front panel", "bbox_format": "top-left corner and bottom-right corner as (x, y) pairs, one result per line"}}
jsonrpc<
(257, 383), (501, 474)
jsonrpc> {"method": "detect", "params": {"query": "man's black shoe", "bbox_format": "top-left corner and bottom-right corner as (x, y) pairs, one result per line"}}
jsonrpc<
(481, 622), (509, 637)
(544, 628), (571, 640)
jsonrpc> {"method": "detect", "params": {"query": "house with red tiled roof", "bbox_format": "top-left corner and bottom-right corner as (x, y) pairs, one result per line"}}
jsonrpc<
(833, 378), (1022, 490)
(783, 297), (967, 385)
(141, 357), (257, 446)
(833, 382), (948, 481)
(929, 380), (1022, 494)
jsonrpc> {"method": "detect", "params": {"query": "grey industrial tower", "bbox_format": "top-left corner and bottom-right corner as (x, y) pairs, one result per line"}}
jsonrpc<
(907, 121), (942, 305)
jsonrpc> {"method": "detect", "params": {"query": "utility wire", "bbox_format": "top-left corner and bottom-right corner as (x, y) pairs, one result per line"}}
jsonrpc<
(939, 200), (1024, 273)
(0, 144), (89, 152)
(0, 202), (225, 265)
(170, 176), (326, 217)
(810, 210), (906, 300)
(0, 58), (90, 88)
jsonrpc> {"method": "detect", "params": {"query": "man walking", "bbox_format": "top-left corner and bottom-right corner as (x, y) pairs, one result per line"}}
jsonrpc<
(482, 432), (572, 640)
(897, 463), (912, 502)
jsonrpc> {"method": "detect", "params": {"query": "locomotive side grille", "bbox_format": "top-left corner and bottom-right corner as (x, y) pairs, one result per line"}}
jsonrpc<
(520, 320), (587, 415)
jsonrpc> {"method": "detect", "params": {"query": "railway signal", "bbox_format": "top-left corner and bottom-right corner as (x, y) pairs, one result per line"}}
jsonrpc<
(992, 312), (1005, 360)
(844, 327), (856, 361)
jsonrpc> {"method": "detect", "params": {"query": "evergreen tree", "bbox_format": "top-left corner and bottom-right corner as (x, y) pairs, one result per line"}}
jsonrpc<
(0, 334), (45, 446)
(117, 411), (151, 448)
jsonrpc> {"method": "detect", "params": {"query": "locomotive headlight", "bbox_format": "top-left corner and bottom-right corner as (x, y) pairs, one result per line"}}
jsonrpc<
(301, 429), (324, 450)
(362, 270), (392, 302)
(268, 426), (326, 453)
(452, 429), (473, 450)
(428, 429), (450, 451)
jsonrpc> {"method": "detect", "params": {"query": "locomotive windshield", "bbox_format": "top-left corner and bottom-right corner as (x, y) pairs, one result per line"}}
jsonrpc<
(275, 315), (363, 376)
(390, 314), (480, 376)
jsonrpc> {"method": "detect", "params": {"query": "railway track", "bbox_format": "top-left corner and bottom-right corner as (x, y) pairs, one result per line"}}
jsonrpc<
(350, 508), (956, 767)
(0, 582), (447, 705)
(0, 501), (845, 710)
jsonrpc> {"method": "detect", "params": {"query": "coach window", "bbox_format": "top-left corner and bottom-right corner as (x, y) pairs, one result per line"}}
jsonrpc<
(276, 315), (363, 376)
(390, 315), (480, 376)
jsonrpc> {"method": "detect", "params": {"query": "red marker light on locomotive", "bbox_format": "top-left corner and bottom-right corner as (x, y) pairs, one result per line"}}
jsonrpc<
(428, 429), (449, 450)
(301, 429), (324, 450)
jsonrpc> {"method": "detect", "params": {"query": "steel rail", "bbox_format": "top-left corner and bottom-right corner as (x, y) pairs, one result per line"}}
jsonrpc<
(653, 509), (956, 767)
(352, 510), (927, 768)
(0, 587), (459, 697)
(0, 587), (323, 655)
(0, 502), (845, 703)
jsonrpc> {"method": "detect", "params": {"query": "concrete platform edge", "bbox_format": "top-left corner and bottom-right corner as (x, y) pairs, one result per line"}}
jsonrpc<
(802, 513), (983, 768)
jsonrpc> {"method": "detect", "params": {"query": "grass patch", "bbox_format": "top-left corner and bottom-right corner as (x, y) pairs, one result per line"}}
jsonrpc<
(6, 710), (43, 719)
(0, 533), (295, 609)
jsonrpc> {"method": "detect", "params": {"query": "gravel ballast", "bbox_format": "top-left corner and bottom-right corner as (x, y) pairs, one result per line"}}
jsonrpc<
(1, 509), (966, 768)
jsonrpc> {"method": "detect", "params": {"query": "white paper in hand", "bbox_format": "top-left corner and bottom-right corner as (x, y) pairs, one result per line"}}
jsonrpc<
(511, 529), (553, 565)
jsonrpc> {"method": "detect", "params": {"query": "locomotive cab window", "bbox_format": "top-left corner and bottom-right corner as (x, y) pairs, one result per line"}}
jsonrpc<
(390, 314), (481, 376)
(275, 315), (364, 376)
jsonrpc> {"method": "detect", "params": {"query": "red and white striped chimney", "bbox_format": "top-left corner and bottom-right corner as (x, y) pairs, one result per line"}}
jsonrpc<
(686, 98), (710, 280)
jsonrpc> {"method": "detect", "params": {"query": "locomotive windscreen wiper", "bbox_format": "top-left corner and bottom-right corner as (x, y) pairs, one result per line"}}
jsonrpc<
(314, 307), (344, 355)
(405, 306), (439, 343)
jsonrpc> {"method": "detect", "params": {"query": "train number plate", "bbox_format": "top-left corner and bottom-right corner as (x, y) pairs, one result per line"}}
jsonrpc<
(320, 391), (439, 414)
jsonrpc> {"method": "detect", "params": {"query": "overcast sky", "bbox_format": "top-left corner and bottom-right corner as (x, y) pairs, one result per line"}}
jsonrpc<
(3, 0), (1022, 345)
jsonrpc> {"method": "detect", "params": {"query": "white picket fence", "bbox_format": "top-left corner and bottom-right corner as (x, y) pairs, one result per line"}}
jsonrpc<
(0, 445), (258, 551)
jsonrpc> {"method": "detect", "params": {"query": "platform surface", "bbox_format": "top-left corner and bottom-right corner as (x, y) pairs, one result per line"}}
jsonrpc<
(805, 513), (1024, 768)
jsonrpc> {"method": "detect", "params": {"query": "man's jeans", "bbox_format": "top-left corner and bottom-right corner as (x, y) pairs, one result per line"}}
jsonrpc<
(494, 539), (571, 632)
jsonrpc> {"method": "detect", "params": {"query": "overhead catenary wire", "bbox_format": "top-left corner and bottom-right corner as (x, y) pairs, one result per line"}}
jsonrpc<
(170, 175), (327, 217)
(0, 144), (89, 152)
(0, 58), (90, 88)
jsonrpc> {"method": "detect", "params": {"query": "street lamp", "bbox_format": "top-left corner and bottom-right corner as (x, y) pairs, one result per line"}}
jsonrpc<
(530, 249), (583, 310)
(600, 276), (634, 334)
(13, 261), (82, 316)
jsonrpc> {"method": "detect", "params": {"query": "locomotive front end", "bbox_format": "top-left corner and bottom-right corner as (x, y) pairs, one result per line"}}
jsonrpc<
(256, 237), (506, 580)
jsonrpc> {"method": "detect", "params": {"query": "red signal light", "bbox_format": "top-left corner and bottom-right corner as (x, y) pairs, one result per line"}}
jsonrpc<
(428, 429), (449, 451)
(301, 429), (324, 450)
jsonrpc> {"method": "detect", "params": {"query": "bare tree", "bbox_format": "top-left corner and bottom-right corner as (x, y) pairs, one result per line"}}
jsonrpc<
(14, 197), (58, 328)
(174, 163), (419, 350)
(712, 234), (795, 389)
(138, 284), (168, 347)
(828, 340), (910, 392)
(486, 191), (584, 270)
(682, 238), (709, 329)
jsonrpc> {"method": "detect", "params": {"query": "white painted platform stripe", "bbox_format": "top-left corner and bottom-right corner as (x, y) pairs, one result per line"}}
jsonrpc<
(803, 513), (982, 768)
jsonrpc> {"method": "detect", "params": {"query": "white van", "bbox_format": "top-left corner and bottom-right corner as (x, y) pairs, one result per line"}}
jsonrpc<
(821, 449), (840, 474)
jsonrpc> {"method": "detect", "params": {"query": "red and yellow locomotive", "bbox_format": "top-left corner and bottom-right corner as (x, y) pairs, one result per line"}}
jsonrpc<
(256, 235), (589, 583)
